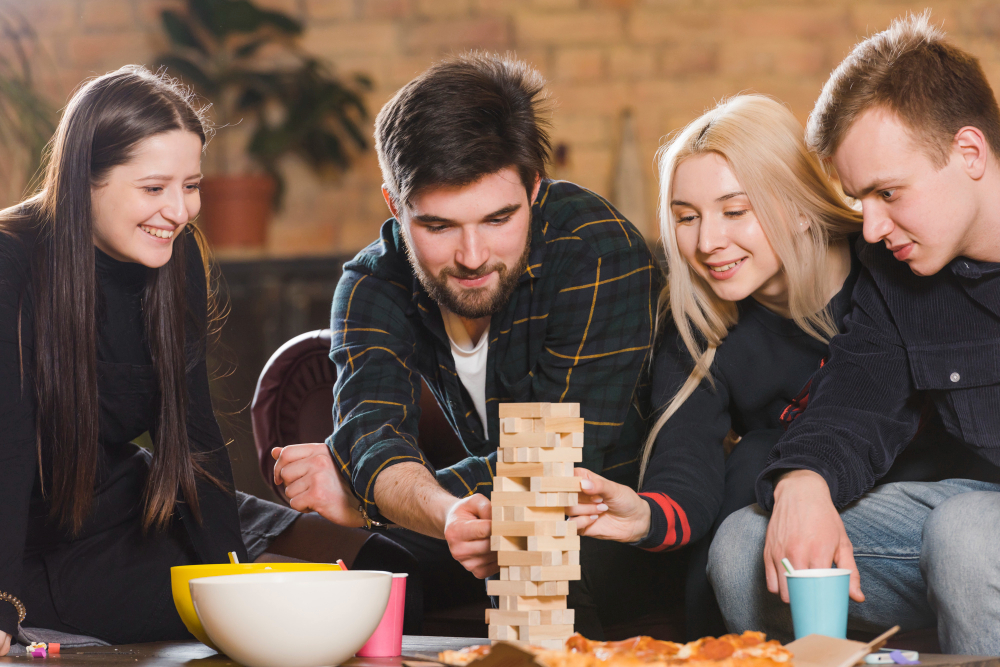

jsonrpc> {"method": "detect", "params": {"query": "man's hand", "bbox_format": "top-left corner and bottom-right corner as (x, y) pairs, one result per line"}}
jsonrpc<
(272, 444), (365, 528)
(443, 494), (498, 578)
(765, 469), (864, 604)
(0, 630), (9, 657)
(567, 468), (651, 543)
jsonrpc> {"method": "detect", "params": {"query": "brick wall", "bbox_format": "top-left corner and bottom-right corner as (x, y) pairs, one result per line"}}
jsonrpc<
(13, 0), (1000, 255)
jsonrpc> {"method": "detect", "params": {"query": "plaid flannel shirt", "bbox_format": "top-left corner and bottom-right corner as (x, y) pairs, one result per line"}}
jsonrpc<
(327, 180), (662, 522)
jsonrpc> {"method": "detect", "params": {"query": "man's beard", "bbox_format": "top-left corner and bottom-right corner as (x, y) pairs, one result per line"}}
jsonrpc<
(406, 228), (531, 319)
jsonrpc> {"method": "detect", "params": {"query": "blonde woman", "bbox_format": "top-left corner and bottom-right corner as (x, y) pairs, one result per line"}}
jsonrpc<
(566, 95), (864, 637)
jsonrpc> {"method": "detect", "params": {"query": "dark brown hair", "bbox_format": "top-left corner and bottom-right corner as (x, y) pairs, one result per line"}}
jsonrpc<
(1, 65), (215, 534)
(374, 52), (552, 206)
(806, 11), (1000, 167)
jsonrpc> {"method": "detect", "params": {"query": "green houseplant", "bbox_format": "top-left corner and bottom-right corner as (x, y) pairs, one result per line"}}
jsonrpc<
(157, 0), (371, 248)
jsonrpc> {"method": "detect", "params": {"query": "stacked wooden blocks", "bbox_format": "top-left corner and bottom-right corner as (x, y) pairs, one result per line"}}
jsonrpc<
(486, 402), (584, 649)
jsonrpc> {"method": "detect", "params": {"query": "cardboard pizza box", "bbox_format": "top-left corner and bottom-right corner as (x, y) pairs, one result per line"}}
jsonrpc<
(787, 626), (899, 667)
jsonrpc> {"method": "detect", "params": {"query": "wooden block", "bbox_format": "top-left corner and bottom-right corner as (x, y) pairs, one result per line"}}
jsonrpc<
(499, 566), (510, 581)
(487, 609), (540, 626)
(528, 535), (581, 551)
(506, 566), (527, 580)
(496, 462), (574, 478)
(499, 447), (583, 463)
(538, 417), (585, 433)
(492, 520), (569, 537)
(489, 491), (552, 506)
(497, 550), (562, 566)
(529, 564), (582, 581)
(488, 625), (518, 641)
(509, 506), (566, 522)
(537, 580), (570, 595)
(491, 535), (527, 551)
(560, 432), (584, 448)
(498, 506), (565, 522)
(539, 609), (575, 625)
(566, 550), (580, 566)
(549, 403), (580, 418)
(501, 595), (568, 611)
(487, 579), (569, 596)
(499, 403), (552, 418)
(537, 639), (568, 650)
(518, 624), (575, 642)
(500, 432), (559, 448)
(495, 477), (529, 492)
(501, 417), (529, 434)
(537, 447), (583, 462)
(496, 461), (546, 477)
(529, 476), (583, 493)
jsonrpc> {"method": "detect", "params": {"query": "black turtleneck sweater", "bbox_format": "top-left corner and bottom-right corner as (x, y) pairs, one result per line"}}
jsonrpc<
(0, 229), (245, 641)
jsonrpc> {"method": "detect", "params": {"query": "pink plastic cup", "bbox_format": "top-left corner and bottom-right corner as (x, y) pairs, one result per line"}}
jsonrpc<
(356, 573), (407, 657)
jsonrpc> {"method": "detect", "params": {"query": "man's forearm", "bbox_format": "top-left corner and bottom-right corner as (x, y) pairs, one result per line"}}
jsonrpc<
(373, 462), (459, 538)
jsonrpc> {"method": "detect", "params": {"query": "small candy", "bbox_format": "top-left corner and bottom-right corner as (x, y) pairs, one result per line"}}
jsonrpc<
(26, 642), (48, 658)
(889, 651), (919, 665)
(48, 643), (60, 655)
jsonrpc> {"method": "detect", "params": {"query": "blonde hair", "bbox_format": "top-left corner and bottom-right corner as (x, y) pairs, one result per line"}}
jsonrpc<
(638, 95), (862, 484)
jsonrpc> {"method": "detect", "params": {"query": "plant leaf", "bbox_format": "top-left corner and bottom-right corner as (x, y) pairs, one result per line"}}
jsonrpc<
(234, 86), (265, 110)
(259, 9), (302, 35)
(188, 0), (225, 38)
(156, 55), (217, 96)
(215, 0), (266, 34)
(161, 10), (208, 55)
(233, 38), (266, 59)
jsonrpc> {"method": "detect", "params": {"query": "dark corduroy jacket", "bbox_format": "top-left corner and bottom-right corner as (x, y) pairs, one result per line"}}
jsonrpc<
(757, 237), (1000, 509)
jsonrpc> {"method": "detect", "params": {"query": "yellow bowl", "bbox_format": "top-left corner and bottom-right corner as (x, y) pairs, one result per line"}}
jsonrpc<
(171, 562), (341, 649)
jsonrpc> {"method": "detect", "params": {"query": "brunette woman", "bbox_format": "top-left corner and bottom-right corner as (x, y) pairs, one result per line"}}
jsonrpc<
(0, 66), (418, 654)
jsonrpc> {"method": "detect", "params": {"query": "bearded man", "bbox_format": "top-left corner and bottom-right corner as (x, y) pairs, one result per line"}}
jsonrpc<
(272, 53), (664, 638)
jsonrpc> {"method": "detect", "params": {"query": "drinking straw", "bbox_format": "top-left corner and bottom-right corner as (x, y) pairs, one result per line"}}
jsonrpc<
(228, 551), (239, 564)
(781, 558), (795, 575)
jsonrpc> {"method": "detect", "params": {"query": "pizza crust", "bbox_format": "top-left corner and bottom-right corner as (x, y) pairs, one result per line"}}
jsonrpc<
(438, 632), (792, 667)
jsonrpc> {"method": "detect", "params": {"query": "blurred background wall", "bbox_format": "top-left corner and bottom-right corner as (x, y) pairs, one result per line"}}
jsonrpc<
(11, 0), (1000, 256)
(5, 0), (1000, 498)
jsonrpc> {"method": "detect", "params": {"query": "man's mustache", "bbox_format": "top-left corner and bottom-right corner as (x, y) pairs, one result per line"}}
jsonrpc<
(440, 263), (506, 280)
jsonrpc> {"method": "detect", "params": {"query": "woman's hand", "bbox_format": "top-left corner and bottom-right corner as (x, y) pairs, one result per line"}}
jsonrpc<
(0, 630), (10, 657)
(567, 468), (651, 543)
(272, 444), (365, 528)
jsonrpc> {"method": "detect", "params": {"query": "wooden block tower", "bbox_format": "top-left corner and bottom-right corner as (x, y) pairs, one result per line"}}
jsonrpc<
(486, 402), (584, 649)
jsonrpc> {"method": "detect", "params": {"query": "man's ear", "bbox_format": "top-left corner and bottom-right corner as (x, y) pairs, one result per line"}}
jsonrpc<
(954, 126), (989, 180)
(382, 185), (402, 220)
(529, 174), (542, 205)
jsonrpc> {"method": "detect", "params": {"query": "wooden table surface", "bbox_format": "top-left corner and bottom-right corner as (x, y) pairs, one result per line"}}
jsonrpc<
(1, 636), (996, 667)
(0, 636), (484, 666)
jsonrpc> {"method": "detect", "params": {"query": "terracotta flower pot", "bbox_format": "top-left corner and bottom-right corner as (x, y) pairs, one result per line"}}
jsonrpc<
(198, 174), (276, 249)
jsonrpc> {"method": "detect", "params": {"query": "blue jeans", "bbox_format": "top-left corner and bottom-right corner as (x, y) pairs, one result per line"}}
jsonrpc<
(707, 480), (1000, 655)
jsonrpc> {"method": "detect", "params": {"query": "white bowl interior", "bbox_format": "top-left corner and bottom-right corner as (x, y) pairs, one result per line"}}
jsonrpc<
(190, 570), (392, 667)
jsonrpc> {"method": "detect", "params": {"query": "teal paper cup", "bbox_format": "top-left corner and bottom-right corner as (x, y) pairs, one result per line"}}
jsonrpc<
(786, 568), (850, 639)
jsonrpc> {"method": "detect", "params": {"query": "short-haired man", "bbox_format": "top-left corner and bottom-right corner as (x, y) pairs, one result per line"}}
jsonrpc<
(708, 14), (1000, 654)
(273, 53), (662, 636)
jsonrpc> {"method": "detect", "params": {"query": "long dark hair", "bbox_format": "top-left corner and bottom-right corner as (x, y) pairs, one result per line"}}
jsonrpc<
(2, 65), (215, 534)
